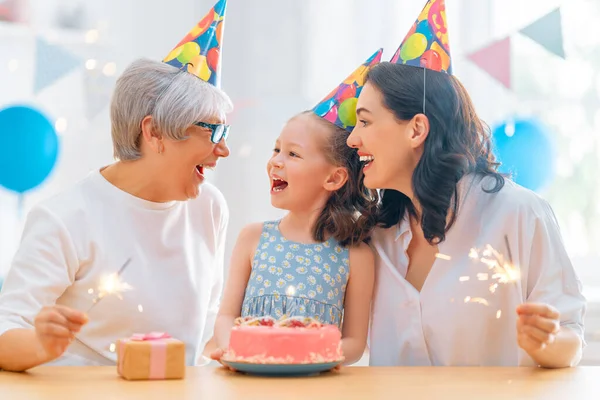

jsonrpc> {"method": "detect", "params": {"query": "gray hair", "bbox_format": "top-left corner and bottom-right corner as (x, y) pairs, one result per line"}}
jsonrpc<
(110, 58), (234, 160)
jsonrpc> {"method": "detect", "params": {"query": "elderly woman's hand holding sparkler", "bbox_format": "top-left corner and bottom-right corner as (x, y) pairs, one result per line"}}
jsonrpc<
(33, 305), (88, 362)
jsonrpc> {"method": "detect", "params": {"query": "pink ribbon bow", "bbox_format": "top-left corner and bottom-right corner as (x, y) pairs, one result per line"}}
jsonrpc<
(130, 332), (171, 341)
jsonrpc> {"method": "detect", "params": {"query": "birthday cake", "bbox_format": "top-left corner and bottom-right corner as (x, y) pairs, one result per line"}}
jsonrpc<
(223, 316), (343, 364)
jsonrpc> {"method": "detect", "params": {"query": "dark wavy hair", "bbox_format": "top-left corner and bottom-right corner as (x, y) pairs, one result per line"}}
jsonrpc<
(365, 62), (505, 244)
(293, 111), (379, 247)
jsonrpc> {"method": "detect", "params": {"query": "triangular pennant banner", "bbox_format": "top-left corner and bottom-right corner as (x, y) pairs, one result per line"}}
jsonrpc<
(467, 37), (511, 89)
(34, 37), (81, 94)
(0, 0), (21, 22)
(83, 68), (114, 120)
(519, 8), (565, 59)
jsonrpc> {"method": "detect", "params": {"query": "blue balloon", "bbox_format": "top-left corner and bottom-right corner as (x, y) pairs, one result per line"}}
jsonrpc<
(0, 105), (59, 194)
(492, 118), (555, 192)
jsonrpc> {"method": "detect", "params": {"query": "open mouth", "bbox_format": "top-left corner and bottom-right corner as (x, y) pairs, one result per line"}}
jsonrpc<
(359, 155), (375, 169)
(271, 177), (288, 192)
(195, 163), (216, 177)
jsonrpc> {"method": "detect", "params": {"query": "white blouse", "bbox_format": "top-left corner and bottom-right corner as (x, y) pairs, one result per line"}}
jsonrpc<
(0, 169), (228, 366)
(368, 175), (586, 366)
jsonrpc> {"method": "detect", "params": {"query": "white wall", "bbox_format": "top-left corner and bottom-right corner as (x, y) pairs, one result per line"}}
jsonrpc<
(2, 0), (597, 283)
(1, 0), (472, 274)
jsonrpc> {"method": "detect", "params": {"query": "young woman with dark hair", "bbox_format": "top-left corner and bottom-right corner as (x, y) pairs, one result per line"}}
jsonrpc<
(348, 0), (585, 368)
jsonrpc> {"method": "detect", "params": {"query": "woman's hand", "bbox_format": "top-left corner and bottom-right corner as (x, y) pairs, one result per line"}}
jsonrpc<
(34, 305), (88, 361)
(516, 303), (560, 355)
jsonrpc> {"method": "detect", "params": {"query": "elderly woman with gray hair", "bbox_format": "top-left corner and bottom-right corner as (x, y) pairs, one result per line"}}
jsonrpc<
(0, 11), (233, 370)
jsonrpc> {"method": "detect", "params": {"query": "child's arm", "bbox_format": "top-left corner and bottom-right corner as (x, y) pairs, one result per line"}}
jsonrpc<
(211, 223), (263, 358)
(340, 242), (375, 365)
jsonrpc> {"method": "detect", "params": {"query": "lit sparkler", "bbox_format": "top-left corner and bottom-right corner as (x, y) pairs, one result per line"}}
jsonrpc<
(469, 237), (520, 288)
(86, 258), (133, 313)
(438, 237), (520, 318)
(463, 235), (521, 316)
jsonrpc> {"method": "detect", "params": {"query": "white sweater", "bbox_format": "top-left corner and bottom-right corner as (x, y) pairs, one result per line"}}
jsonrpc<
(0, 168), (228, 366)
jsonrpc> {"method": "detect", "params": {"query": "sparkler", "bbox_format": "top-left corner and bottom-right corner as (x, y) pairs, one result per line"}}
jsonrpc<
(86, 258), (133, 313)
(469, 242), (519, 287)
(466, 235), (520, 318)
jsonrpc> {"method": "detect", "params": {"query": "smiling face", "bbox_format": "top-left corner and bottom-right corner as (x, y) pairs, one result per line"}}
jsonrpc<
(347, 81), (429, 192)
(154, 116), (230, 200)
(267, 113), (344, 212)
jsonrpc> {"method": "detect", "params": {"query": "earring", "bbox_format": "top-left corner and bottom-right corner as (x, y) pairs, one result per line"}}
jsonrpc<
(158, 143), (164, 154)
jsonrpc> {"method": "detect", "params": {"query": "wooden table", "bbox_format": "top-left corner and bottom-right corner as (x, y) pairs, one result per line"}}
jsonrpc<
(1, 366), (599, 400)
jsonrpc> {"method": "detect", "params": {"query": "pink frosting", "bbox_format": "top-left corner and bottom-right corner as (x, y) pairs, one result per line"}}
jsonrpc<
(226, 325), (343, 364)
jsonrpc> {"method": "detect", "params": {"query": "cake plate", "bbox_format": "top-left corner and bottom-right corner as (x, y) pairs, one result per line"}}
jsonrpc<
(221, 359), (343, 377)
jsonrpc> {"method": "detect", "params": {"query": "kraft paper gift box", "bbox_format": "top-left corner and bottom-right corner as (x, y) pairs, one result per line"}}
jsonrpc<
(117, 332), (185, 380)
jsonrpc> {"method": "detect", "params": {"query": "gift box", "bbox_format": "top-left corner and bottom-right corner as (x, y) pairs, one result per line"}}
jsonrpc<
(117, 332), (185, 380)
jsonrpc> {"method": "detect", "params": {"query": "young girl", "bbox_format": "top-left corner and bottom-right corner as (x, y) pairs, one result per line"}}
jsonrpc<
(211, 51), (382, 365)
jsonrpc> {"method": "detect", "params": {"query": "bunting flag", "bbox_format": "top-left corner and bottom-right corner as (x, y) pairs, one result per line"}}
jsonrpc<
(467, 37), (512, 89)
(519, 8), (565, 59)
(34, 37), (81, 94)
(0, 0), (21, 22)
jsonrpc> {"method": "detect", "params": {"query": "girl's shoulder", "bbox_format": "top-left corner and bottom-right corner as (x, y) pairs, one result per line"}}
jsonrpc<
(237, 220), (282, 251)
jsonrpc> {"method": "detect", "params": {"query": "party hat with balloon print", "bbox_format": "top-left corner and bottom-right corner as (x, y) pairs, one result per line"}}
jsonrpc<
(312, 48), (383, 132)
(390, 0), (452, 74)
(163, 0), (227, 87)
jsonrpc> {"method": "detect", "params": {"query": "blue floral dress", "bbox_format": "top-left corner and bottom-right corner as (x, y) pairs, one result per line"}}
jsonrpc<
(241, 220), (350, 328)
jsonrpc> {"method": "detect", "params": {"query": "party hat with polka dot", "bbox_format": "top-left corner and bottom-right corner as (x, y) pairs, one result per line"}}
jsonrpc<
(312, 48), (383, 132)
(390, 0), (452, 74)
(163, 0), (227, 87)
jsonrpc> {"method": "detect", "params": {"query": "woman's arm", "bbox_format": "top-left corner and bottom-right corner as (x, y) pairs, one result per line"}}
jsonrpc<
(340, 242), (375, 365)
(0, 306), (88, 372)
(211, 223), (263, 355)
(0, 206), (84, 371)
(517, 200), (586, 368)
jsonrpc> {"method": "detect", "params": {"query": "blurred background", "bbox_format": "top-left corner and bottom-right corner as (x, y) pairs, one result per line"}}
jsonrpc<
(0, 0), (599, 365)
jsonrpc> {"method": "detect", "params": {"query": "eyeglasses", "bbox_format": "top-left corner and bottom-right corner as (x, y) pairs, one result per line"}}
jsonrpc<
(194, 121), (230, 144)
